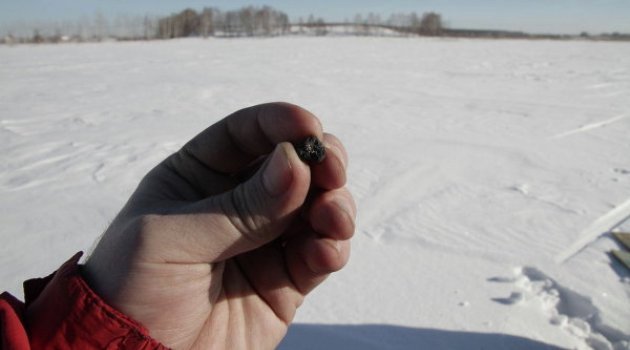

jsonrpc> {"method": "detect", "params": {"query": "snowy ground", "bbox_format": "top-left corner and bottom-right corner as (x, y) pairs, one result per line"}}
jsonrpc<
(1, 37), (629, 349)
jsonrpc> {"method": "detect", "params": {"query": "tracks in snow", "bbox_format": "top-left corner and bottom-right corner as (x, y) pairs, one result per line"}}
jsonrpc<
(551, 114), (629, 139)
(489, 267), (629, 349)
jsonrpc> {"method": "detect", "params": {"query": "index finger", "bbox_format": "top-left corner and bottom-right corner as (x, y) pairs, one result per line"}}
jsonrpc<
(181, 102), (324, 174)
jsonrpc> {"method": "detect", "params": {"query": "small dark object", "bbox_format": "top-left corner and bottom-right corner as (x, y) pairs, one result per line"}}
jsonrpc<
(295, 136), (326, 163)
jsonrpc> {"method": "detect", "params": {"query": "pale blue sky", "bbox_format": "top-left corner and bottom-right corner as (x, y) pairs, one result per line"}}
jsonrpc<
(1, 0), (629, 34)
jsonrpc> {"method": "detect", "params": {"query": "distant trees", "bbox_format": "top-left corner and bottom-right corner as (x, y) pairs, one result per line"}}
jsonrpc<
(157, 8), (201, 38)
(2, 14), (157, 43)
(199, 8), (215, 37)
(419, 12), (443, 35)
(157, 6), (289, 39)
(94, 12), (108, 39)
(384, 11), (443, 35)
(32, 30), (43, 43)
(221, 6), (289, 36)
(0, 5), (454, 44)
(304, 15), (328, 36)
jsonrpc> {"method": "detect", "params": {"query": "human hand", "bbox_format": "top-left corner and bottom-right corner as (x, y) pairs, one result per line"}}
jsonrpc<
(83, 103), (355, 349)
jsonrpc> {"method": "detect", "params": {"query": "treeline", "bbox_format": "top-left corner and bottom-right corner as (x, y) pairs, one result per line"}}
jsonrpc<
(153, 8), (443, 38)
(349, 12), (443, 36)
(290, 12), (443, 37)
(155, 10), (443, 38)
(1, 6), (443, 43)
(156, 6), (290, 38)
(3, 4), (629, 44)
(1, 14), (156, 43)
(0, 6), (292, 43)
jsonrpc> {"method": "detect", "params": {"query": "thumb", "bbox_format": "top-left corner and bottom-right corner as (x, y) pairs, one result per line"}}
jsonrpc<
(147, 143), (311, 263)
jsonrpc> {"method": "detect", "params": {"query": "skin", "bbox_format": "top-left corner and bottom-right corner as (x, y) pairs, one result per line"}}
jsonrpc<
(82, 103), (356, 350)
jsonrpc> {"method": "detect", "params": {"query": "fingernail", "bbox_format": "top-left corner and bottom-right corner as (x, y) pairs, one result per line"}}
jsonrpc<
(262, 145), (293, 197)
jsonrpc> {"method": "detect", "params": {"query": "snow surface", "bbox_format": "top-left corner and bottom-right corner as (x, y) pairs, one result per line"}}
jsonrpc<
(1, 37), (629, 349)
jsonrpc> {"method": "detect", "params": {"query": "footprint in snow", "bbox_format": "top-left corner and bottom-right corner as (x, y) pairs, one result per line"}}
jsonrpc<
(491, 292), (524, 305)
(488, 267), (626, 349)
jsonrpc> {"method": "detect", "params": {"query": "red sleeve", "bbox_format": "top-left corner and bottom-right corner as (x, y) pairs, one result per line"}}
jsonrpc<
(0, 292), (29, 350)
(1, 252), (168, 350)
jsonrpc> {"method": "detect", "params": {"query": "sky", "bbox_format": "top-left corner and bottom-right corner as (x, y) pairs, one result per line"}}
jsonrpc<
(0, 0), (629, 35)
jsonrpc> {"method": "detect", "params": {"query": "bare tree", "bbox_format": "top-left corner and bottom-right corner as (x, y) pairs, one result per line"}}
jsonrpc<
(419, 12), (443, 36)
(94, 12), (108, 40)
(257, 6), (272, 35)
(315, 18), (327, 36)
(366, 13), (381, 35)
(157, 16), (173, 39)
(307, 14), (316, 29)
(354, 14), (366, 35)
(200, 8), (216, 37)
(179, 9), (200, 37)
(222, 11), (238, 36)
(32, 29), (43, 43)
(143, 16), (156, 40)
(239, 6), (255, 36)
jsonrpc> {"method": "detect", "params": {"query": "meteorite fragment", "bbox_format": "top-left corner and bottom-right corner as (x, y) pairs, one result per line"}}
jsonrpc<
(295, 136), (326, 163)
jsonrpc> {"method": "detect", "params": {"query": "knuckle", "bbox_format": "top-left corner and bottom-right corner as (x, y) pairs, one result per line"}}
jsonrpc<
(223, 183), (275, 245)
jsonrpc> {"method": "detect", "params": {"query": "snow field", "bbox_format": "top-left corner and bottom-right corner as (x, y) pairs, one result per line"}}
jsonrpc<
(1, 37), (629, 349)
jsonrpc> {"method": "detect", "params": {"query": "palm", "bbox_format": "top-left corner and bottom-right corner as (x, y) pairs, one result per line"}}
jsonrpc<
(131, 257), (292, 349)
(206, 258), (292, 349)
(84, 104), (355, 350)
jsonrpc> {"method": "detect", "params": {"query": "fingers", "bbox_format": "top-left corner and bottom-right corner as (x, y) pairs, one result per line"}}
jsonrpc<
(137, 103), (354, 274)
(180, 102), (323, 175)
(235, 242), (303, 324)
(227, 184), (355, 323)
(310, 133), (348, 190)
(285, 230), (351, 295)
(307, 188), (356, 241)
(164, 104), (347, 199)
(226, 185), (356, 322)
(285, 187), (356, 295)
(142, 143), (311, 263)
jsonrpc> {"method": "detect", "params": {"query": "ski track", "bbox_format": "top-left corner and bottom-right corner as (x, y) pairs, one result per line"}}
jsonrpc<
(551, 114), (629, 139)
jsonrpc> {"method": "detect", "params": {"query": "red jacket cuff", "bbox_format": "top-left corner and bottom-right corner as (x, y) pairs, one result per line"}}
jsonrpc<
(0, 292), (29, 349)
(21, 252), (168, 349)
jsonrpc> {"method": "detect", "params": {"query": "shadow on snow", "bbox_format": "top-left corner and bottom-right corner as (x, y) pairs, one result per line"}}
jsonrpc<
(279, 324), (566, 350)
